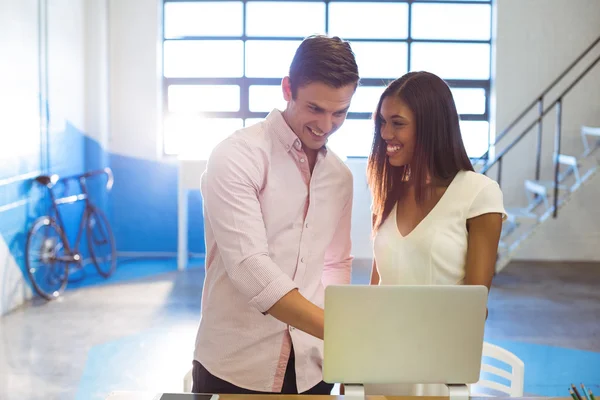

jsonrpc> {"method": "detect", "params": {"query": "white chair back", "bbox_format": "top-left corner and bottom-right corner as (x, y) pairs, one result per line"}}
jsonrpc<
(471, 342), (525, 397)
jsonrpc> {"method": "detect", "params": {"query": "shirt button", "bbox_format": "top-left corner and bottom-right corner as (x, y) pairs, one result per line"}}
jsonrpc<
(300, 158), (305, 163)
(305, 223), (309, 228)
(301, 257), (305, 263)
(289, 326), (295, 332)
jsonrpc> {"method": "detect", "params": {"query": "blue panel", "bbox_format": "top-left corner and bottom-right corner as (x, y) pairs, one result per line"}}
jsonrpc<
(107, 152), (205, 254)
(1, 117), (207, 299)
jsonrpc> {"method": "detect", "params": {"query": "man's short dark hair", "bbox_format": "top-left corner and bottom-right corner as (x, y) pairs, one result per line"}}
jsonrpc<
(288, 34), (360, 98)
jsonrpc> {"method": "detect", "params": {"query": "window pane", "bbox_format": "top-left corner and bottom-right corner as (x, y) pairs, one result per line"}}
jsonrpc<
(327, 118), (375, 159)
(411, 3), (491, 40)
(350, 85), (386, 113)
(249, 85), (286, 112)
(411, 43), (490, 80)
(451, 88), (486, 115)
(164, 115), (243, 157)
(164, 40), (243, 78)
(460, 120), (489, 158)
(246, 2), (325, 37)
(164, 2), (243, 38)
(351, 42), (408, 79)
(168, 85), (240, 113)
(328, 2), (408, 39)
(245, 40), (301, 78)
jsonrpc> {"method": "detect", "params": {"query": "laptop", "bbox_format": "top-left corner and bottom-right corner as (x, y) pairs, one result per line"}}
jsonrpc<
(323, 284), (488, 386)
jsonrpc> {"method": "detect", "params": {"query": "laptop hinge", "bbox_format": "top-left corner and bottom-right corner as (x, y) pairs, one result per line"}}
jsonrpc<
(447, 383), (470, 400)
(344, 384), (366, 398)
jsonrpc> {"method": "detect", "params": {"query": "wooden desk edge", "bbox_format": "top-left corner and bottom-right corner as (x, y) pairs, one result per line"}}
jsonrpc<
(106, 393), (569, 400)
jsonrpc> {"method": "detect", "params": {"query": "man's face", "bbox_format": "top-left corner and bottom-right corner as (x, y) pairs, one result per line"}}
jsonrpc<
(282, 78), (356, 152)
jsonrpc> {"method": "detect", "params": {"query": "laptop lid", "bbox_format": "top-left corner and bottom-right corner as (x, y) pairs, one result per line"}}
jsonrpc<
(323, 284), (488, 385)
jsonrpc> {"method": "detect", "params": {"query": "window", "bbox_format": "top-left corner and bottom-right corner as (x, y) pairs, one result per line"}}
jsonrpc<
(162, 0), (493, 159)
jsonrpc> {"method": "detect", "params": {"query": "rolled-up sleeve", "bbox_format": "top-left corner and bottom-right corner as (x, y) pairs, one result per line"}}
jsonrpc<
(202, 138), (298, 313)
(322, 186), (354, 287)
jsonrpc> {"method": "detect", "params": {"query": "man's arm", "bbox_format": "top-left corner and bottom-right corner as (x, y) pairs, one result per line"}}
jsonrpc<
(203, 138), (325, 339)
(322, 191), (354, 287)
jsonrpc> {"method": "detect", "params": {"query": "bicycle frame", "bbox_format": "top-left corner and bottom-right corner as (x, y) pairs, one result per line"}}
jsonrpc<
(41, 168), (113, 266)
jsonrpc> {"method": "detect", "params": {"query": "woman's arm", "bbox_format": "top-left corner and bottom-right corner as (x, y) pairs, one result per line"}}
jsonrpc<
(369, 213), (381, 285)
(464, 212), (503, 290)
(465, 212), (503, 319)
(370, 259), (380, 285)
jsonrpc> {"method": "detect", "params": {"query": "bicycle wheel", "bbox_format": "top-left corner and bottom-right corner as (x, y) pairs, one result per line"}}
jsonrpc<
(86, 206), (117, 278)
(25, 216), (70, 300)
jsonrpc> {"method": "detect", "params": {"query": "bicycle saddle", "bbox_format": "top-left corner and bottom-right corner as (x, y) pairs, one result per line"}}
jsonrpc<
(34, 174), (59, 187)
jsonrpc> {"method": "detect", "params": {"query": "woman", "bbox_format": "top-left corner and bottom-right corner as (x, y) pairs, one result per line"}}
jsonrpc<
(365, 71), (506, 396)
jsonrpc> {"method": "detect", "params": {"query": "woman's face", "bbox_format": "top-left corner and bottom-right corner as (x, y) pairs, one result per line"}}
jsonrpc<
(379, 96), (416, 167)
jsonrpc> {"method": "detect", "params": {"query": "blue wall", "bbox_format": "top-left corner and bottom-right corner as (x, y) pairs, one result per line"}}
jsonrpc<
(107, 152), (205, 254)
(1, 119), (206, 308)
(0, 121), (89, 310)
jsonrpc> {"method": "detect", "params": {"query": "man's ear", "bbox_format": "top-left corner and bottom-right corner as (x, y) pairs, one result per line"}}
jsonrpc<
(282, 76), (292, 102)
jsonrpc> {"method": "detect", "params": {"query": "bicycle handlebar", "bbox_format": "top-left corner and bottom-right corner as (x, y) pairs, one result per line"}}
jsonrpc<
(81, 168), (114, 191)
(34, 167), (114, 192)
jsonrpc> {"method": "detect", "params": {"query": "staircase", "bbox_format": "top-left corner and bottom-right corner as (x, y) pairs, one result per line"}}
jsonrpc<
(473, 36), (600, 272)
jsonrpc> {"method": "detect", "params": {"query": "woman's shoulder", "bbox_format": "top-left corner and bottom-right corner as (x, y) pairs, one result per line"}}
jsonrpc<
(453, 169), (500, 192)
(453, 170), (506, 219)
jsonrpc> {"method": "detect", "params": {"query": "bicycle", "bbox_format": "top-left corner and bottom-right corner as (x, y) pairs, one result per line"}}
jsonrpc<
(25, 167), (117, 300)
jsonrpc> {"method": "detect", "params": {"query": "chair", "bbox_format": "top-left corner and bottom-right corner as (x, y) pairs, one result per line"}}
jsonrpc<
(470, 342), (525, 397)
(183, 367), (193, 392)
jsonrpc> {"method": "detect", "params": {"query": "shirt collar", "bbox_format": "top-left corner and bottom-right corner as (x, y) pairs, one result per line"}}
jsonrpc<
(266, 109), (328, 156)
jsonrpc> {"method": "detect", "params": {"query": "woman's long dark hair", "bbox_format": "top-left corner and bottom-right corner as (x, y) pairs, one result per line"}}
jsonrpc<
(367, 71), (474, 232)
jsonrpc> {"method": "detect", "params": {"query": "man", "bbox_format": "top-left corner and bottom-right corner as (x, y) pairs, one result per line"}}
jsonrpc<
(192, 34), (359, 395)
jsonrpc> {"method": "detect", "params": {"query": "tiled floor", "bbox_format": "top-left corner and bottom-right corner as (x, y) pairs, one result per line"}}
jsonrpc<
(0, 258), (599, 400)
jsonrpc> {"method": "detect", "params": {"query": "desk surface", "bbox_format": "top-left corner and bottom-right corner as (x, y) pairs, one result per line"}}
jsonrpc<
(105, 392), (569, 400)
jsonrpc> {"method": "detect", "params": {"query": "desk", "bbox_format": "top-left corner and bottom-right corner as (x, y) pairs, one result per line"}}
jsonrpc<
(177, 158), (207, 271)
(105, 392), (566, 400)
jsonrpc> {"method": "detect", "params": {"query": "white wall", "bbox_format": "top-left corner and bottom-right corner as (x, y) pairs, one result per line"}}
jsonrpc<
(108, 0), (163, 160)
(0, 0), (40, 178)
(347, 158), (374, 261)
(47, 0), (86, 135)
(493, 0), (600, 261)
(85, 0), (110, 147)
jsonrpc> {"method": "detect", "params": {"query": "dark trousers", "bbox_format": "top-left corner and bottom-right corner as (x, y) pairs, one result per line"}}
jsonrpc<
(192, 347), (333, 395)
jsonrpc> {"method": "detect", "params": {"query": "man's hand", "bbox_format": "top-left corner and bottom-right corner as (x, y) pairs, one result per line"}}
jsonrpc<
(266, 289), (325, 339)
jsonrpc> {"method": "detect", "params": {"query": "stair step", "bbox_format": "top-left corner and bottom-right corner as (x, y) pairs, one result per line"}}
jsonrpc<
(526, 179), (570, 193)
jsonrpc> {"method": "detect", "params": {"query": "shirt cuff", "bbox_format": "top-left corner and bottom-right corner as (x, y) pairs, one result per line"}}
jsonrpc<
(249, 274), (298, 314)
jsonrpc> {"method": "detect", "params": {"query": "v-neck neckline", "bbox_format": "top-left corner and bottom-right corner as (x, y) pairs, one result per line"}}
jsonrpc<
(394, 171), (460, 238)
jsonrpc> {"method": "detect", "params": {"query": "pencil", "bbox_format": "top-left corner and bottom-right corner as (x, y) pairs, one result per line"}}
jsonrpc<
(581, 384), (591, 400)
(573, 384), (583, 400)
(589, 388), (596, 400)
(570, 388), (579, 400)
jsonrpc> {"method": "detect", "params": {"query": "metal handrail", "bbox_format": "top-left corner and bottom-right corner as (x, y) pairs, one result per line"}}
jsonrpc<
(481, 53), (600, 175)
(473, 35), (600, 169)
(480, 52), (600, 218)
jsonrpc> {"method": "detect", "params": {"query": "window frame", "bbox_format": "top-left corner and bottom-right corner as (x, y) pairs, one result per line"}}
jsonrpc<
(161, 0), (494, 160)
